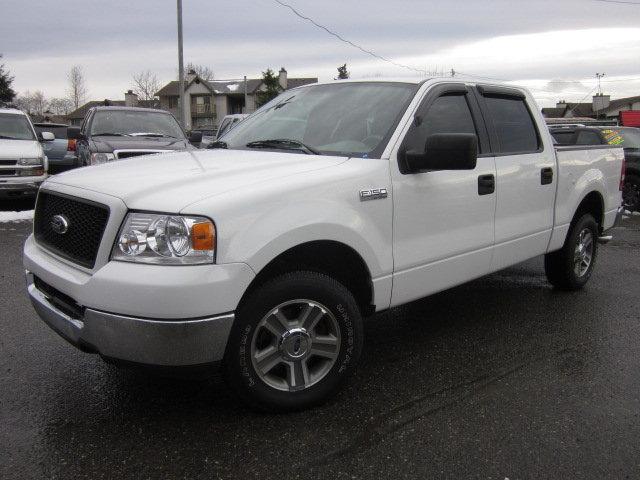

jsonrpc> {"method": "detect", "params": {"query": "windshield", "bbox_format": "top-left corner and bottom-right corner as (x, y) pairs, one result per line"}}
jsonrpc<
(220, 82), (418, 157)
(90, 110), (185, 138)
(0, 113), (36, 140)
(601, 127), (640, 149)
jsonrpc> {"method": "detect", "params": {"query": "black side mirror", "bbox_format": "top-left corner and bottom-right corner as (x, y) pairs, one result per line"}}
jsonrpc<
(67, 126), (83, 140)
(189, 131), (203, 144)
(404, 133), (478, 173)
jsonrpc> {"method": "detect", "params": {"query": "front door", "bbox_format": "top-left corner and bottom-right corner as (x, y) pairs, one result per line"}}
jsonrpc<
(391, 84), (497, 307)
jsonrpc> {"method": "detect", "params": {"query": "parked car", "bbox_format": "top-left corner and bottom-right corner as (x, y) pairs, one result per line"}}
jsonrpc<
(549, 125), (640, 211)
(215, 114), (248, 140)
(192, 127), (217, 149)
(0, 108), (51, 199)
(25, 79), (624, 411)
(33, 123), (79, 174)
(67, 106), (202, 166)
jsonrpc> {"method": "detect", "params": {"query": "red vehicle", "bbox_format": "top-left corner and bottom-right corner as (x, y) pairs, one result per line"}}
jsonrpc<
(620, 110), (640, 128)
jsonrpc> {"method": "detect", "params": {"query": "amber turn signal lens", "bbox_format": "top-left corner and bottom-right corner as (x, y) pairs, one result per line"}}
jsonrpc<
(191, 221), (215, 250)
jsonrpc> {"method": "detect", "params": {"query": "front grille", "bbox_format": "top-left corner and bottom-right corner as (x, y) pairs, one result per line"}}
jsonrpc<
(34, 191), (110, 269)
(0, 169), (17, 176)
(115, 151), (157, 160)
(0, 159), (17, 166)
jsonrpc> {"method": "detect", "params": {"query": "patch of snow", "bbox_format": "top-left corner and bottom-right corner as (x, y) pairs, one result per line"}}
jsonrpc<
(0, 210), (34, 222)
(226, 84), (239, 92)
(633, 211), (640, 217)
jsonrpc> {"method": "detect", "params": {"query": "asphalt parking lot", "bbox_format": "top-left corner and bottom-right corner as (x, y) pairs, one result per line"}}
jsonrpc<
(1, 200), (639, 480)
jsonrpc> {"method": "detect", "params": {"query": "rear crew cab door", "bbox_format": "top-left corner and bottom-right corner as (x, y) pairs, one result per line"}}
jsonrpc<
(390, 83), (497, 307)
(474, 85), (555, 271)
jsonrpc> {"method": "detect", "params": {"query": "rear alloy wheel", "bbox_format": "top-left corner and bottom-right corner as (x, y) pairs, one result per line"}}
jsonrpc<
(224, 271), (363, 412)
(545, 213), (599, 290)
(622, 173), (640, 212)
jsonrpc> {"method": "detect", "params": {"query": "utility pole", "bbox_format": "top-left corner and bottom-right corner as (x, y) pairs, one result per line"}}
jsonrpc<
(177, 0), (186, 129)
(596, 72), (605, 95)
(244, 75), (248, 114)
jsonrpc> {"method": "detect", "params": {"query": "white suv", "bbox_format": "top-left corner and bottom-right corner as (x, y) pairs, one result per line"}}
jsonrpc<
(0, 108), (52, 199)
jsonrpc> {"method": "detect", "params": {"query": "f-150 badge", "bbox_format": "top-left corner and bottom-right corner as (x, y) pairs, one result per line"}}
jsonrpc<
(359, 188), (388, 201)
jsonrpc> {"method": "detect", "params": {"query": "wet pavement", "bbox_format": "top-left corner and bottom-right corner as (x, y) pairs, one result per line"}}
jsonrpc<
(1, 201), (639, 479)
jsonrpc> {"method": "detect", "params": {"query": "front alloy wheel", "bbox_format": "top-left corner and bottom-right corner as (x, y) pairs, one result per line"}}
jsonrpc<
(224, 271), (363, 412)
(251, 300), (341, 392)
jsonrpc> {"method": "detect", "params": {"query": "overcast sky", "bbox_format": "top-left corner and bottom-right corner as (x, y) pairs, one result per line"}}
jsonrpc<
(2, 0), (639, 107)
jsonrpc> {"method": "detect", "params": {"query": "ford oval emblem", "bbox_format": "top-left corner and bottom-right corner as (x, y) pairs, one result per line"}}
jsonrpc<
(50, 214), (70, 235)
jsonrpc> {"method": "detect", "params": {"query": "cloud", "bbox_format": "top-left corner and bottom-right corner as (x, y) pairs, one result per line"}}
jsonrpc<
(2, 0), (640, 107)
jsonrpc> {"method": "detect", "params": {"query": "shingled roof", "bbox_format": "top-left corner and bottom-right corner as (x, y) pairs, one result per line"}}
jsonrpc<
(67, 99), (161, 121)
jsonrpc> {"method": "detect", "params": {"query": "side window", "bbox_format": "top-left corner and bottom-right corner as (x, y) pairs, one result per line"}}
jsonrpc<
(550, 131), (576, 145)
(483, 96), (540, 154)
(575, 130), (603, 146)
(405, 94), (479, 153)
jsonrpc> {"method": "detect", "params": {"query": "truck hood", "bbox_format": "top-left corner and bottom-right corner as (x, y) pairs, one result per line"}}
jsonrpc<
(0, 139), (42, 160)
(46, 149), (348, 211)
(91, 135), (191, 153)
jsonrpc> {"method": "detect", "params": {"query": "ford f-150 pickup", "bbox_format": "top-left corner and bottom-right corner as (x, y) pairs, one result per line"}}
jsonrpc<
(24, 79), (624, 411)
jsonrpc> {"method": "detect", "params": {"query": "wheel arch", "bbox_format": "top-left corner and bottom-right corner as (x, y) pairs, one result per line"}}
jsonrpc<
(240, 240), (375, 317)
(573, 190), (605, 232)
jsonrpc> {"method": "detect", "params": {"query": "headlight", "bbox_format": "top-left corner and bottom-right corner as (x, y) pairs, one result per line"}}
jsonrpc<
(111, 213), (216, 265)
(18, 157), (43, 166)
(90, 153), (116, 165)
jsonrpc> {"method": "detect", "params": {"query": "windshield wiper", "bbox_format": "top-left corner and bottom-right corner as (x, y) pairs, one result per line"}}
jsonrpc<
(128, 132), (175, 138)
(246, 139), (320, 155)
(92, 132), (129, 137)
(208, 140), (228, 149)
(0, 135), (19, 139)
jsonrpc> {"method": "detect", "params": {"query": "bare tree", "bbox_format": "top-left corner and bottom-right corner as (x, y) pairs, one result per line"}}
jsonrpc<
(186, 62), (214, 81)
(48, 97), (74, 115)
(67, 65), (87, 109)
(13, 90), (34, 114)
(31, 90), (47, 116)
(132, 70), (161, 100)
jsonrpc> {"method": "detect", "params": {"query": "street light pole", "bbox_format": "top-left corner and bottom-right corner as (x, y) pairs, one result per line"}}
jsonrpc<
(177, 0), (186, 129)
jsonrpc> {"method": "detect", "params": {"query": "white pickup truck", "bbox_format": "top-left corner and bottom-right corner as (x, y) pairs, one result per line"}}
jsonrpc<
(24, 79), (624, 411)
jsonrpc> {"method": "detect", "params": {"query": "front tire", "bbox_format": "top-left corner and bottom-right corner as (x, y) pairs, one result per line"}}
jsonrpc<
(544, 213), (598, 291)
(224, 271), (363, 412)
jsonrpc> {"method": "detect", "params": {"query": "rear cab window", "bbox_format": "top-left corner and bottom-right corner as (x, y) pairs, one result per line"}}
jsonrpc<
(478, 87), (541, 155)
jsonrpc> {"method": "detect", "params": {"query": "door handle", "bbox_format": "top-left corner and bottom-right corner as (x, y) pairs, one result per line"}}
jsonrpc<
(478, 174), (495, 195)
(541, 167), (553, 185)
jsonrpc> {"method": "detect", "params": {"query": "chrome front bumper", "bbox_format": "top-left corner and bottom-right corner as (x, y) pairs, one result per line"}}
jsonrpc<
(0, 179), (43, 197)
(26, 271), (235, 366)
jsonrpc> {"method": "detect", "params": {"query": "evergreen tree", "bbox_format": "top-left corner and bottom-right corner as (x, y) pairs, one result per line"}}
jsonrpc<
(256, 68), (282, 107)
(336, 63), (350, 80)
(0, 55), (16, 105)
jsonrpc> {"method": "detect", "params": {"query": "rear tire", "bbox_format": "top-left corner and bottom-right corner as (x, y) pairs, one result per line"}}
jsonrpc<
(223, 271), (363, 412)
(623, 173), (640, 212)
(544, 213), (598, 291)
